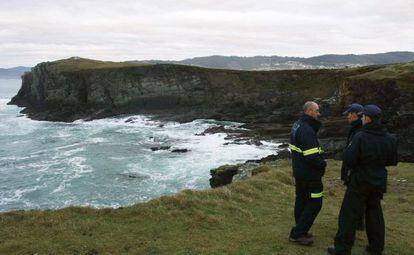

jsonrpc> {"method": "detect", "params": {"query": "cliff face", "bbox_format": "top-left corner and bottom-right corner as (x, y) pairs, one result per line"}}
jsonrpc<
(9, 58), (414, 161)
(8, 58), (362, 121)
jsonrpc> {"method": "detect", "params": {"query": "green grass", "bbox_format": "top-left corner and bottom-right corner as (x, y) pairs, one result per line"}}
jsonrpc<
(1, 160), (413, 255)
(46, 57), (149, 72)
(350, 62), (414, 81)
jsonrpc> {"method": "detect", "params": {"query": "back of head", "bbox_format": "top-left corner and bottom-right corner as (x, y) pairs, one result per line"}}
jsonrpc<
(363, 104), (382, 124)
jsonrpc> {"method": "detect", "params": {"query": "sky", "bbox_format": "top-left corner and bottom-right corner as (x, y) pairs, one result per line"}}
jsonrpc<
(0, 0), (413, 67)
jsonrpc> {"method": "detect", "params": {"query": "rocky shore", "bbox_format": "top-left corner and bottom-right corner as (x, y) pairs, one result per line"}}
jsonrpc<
(8, 58), (414, 162)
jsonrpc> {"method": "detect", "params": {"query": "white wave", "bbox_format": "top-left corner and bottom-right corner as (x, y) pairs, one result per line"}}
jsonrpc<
(0, 184), (45, 206)
(61, 147), (85, 157)
(67, 156), (93, 176)
(52, 182), (71, 194)
(55, 142), (83, 151)
(85, 137), (107, 144)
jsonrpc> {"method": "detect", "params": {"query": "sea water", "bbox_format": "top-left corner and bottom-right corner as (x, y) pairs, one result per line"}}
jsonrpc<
(0, 78), (281, 212)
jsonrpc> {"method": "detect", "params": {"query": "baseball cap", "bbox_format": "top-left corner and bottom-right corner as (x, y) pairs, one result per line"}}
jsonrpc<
(363, 104), (382, 117)
(342, 103), (363, 115)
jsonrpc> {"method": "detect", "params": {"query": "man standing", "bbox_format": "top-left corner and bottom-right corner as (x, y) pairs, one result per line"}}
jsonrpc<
(328, 105), (398, 255)
(341, 103), (365, 231)
(289, 101), (327, 246)
(341, 103), (363, 184)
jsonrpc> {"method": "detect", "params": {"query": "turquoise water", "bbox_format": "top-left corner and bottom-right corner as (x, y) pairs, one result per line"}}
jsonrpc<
(0, 79), (280, 212)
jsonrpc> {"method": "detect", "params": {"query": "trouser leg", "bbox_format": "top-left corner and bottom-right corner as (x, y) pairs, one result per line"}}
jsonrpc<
(356, 204), (365, 230)
(294, 181), (306, 224)
(334, 186), (364, 255)
(366, 192), (384, 254)
(290, 180), (323, 238)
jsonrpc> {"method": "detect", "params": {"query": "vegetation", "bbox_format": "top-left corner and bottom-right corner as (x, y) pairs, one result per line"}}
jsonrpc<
(350, 62), (414, 81)
(0, 160), (413, 255)
(47, 57), (149, 72)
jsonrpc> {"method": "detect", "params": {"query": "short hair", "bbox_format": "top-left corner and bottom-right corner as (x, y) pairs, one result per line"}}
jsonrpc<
(303, 101), (317, 112)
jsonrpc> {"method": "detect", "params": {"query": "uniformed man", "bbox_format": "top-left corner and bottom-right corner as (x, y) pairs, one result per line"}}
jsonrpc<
(289, 101), (326, 246)
(341, 103), (365, 231)
(328, 105), (398, 255)
(341, 103), (363, 184)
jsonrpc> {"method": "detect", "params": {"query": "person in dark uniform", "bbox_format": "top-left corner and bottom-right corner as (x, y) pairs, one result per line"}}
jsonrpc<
(341, 103), (365, 231)
(341, 103), (363, 183)
(289, 101), (327, 246)
(328, 105), (398, 255)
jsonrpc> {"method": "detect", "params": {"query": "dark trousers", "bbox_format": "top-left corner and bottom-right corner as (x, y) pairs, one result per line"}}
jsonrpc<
(334, 185), (384, 255)
(290, 179), (323, 238)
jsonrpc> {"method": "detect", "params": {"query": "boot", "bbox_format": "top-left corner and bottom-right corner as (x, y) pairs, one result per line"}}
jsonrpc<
(289, 235), (313, 246)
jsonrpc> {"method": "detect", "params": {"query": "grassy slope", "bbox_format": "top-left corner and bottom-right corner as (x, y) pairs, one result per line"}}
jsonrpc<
(0, 160), (413, 255)
(46, 58), (149, 72)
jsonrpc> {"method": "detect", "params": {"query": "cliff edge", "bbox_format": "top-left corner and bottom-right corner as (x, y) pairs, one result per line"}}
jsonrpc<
(8, 58), (414, 161)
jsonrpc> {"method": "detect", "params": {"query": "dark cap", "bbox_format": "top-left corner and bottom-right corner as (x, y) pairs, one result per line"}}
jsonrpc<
(363, 104), (382, 117)
(342, 103), (363, 115)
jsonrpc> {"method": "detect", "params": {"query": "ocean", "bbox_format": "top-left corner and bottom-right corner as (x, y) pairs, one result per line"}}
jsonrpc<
(0, 78), (281, 212)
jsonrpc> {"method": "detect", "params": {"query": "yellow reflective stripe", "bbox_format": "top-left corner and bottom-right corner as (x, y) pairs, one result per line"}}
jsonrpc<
(290, 145), (323, 155)
(289, 144), (303, 153)
(303, 147), (321, 156)
(311, 192), (323, 198)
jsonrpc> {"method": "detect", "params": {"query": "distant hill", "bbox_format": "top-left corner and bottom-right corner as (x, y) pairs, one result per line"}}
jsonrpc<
(130, 51), (414, 70)
(2, 52), (414, 76)
(0, 66), (31, 79)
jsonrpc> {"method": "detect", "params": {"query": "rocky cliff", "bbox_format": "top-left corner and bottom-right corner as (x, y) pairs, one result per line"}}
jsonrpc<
(9, 58), (414, 161)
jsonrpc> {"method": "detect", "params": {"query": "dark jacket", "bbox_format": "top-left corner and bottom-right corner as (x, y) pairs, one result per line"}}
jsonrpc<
(290, 114), (326, 181)
(341, 119), (363, 182)
(343, 122), (398, 193)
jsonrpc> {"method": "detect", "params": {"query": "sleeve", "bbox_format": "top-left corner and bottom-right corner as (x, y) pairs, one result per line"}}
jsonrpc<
(343, 133), (361, 168)
(298, 127), (326, 171)
(340, 161), (347, 181)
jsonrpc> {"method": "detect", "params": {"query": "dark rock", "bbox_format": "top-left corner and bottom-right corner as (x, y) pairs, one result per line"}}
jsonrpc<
(171, 148), (189, 153)
(125, 117), (136, 123)
(209, 165), (240, 188)
(245, 149), (291, 163)
(119, 173), (149, 180)
(199, 125), (227, 135)
(196, 125), (246, 136)
(278, 143), (289, 148)
(245, 139), (263, 146)
(150, 146), (171, 151)
(320, 138), (346, 160)
(8, 58), (414, 162)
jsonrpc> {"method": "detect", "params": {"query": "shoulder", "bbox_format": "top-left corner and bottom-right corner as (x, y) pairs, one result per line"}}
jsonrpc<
(351, 130), (364, 143)
(386, 132), (398, 143)
(300, 121), (314, 134)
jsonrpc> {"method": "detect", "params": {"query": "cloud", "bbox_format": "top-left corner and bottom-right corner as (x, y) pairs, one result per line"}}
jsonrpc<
(0, 0), (413, 67)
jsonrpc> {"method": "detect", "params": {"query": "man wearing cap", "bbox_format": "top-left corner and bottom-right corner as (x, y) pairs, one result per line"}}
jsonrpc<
(328, 105), (398, 255)
(289, 101), (326, 246)
(341, 103), (365, 231)
(341, 103), (363, 184)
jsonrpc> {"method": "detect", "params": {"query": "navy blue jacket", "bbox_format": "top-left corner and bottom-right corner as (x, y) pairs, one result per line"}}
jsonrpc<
(344, 122), (398, 193)
(341, 119), (363, 182)
(290, 114), (326, 181)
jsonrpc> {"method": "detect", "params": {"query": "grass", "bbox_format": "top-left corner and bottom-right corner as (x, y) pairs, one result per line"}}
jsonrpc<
(350, 62), (414, 81)
(46, 57), (149, 72)
(0, 160), (413, 255)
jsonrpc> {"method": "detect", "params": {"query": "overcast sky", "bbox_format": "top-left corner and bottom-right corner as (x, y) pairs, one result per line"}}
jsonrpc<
(0, 0), (413, 67)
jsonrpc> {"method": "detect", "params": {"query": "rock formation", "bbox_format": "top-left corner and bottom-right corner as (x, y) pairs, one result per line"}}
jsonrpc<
(9, 58), (414, 162)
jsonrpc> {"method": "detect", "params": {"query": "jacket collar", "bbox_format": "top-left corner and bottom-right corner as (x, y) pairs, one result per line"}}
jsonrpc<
(350, 118), (363, 131)
(300, 114), (322, 133)
(363, 121), (387, 136)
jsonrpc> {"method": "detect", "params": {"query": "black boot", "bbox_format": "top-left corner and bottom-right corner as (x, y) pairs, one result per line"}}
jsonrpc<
(327, 245), (347, 255)
(366, 245), (382, 255)
(289, 235), (313, 246)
